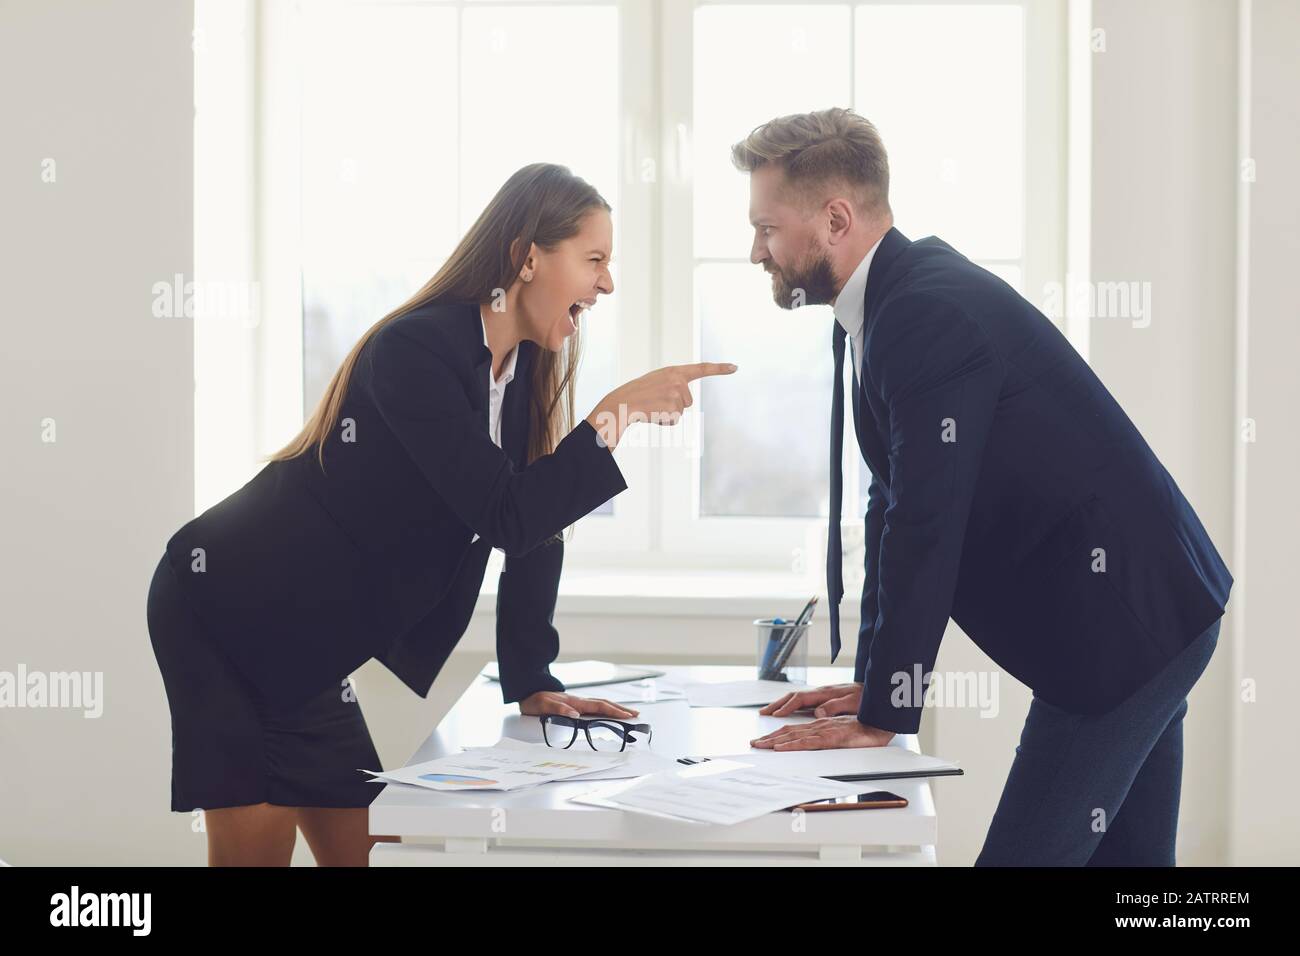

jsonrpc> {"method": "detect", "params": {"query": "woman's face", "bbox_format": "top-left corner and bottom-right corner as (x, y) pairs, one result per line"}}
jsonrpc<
(518, 208), (615, 351)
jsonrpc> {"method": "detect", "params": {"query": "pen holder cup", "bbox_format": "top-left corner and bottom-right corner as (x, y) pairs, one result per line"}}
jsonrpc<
(755, 618), (809, 684)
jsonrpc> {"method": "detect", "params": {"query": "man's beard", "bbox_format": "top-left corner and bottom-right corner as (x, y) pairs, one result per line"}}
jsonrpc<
(766, 249), (838, 310)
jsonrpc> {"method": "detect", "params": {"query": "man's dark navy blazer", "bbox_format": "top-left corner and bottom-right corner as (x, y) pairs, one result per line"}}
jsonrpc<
(165, 301), (626, 713)
(847, 227), (1232, 734)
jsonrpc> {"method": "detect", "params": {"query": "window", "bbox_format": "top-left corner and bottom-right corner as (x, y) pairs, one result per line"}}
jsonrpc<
(298, 0), (626, 515)
(661, 0), (1062, 565)
(227, 0), (1064, 573)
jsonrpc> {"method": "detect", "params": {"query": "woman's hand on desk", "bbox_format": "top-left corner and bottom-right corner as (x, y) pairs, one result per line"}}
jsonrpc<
(760, 682), (862, 718)
(585, 362), (738, 450)
(519, 691), (640, 721)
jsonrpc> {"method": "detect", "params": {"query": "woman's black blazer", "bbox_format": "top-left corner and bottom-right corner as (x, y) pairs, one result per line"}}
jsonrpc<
(164, 301), (627, 713)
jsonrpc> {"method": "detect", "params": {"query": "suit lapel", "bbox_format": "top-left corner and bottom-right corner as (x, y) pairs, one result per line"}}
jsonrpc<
(501, 340), (534, 465)
(452, 301), (493, 415)
(861, 226), (911, 330)
(852, 226), (913, 482)
(461, 299), (532, 463)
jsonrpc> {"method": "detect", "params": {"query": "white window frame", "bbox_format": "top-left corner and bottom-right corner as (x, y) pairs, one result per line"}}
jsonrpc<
(241, 0), (655, 555)
(200, 0), (1066, 579)
(650, 0), (1066, 570)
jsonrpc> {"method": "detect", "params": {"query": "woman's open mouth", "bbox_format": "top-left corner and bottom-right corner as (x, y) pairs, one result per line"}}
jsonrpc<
(565, 299), (595, 334)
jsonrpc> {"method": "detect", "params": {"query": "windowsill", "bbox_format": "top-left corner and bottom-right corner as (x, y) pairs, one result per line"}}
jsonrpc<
(474, 564), (863, 620)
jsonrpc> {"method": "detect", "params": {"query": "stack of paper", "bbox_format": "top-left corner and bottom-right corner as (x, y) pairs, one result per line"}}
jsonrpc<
(467, 737), (682, 782)
(683, 679), (808, 708)
(571, 760), (862, 825)
(359, 740), (627, 793)
(690, 746), (962, 781)
(481, 660), (665, 688)
(587, 678), (685, 704)
(363, 735), (961, 827)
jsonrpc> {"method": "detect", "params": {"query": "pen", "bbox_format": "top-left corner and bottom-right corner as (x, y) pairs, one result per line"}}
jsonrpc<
(758, 617), (788, 679)
(769, 596), (818, 675)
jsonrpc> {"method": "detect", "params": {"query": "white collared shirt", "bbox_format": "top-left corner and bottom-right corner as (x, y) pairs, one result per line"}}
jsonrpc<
(482, 316), (518, 449)
(831, 232), (886, 382)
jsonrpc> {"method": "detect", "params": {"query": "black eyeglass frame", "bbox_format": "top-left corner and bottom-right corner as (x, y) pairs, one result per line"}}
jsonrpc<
(540, 714), (653, 752)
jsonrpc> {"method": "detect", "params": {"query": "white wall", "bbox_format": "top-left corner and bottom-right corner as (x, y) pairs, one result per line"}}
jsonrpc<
(1085, 0), (1240, 866)
(1230, 0), (1300, 865)
(0, 1), (196, 863)
(2, 0), (1294, 867)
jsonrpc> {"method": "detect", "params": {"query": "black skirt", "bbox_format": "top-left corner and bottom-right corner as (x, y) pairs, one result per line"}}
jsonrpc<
(145, 553), (383, 812)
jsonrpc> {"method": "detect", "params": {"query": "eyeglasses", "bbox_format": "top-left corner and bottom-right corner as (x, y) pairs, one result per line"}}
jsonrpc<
(540, 714), (653, 753)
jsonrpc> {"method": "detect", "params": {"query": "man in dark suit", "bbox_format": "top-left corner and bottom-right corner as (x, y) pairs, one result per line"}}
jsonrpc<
(733, 108), (1232, 865)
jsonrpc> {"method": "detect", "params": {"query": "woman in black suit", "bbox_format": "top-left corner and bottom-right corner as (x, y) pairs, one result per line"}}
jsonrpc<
(145, 163), (735, 866)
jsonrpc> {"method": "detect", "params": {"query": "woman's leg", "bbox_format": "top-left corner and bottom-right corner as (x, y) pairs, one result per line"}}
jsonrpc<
(296, 807), (400, 866)
(204, 802), (299, 866)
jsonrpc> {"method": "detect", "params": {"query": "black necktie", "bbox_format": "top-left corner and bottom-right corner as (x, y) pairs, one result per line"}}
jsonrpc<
(827, 322), (846, 663)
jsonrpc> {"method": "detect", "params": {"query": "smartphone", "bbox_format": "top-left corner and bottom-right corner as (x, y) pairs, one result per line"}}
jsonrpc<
(786, 790), (908, 812)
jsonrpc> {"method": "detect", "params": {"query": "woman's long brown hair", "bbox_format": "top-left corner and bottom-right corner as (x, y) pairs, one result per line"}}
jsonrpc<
(267, 163), (610, 470)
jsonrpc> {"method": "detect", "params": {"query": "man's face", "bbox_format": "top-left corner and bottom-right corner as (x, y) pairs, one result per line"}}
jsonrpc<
(747, 164), (838, 309)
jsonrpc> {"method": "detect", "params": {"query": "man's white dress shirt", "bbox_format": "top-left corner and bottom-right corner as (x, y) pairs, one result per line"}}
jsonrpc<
(831, 232), (886, 384)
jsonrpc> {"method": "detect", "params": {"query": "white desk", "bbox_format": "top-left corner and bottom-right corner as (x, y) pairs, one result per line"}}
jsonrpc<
(369, 664), (938, 866)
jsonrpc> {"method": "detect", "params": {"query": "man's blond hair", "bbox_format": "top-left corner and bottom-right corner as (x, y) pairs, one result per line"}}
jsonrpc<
(731, 107), (890, 216)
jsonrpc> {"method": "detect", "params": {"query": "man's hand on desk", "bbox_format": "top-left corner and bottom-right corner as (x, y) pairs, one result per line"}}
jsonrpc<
(518, 691), (639, 721)
(760, 682), (863, 718)
(755, 682), (893, 751)
(749, 716), (895, 751)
